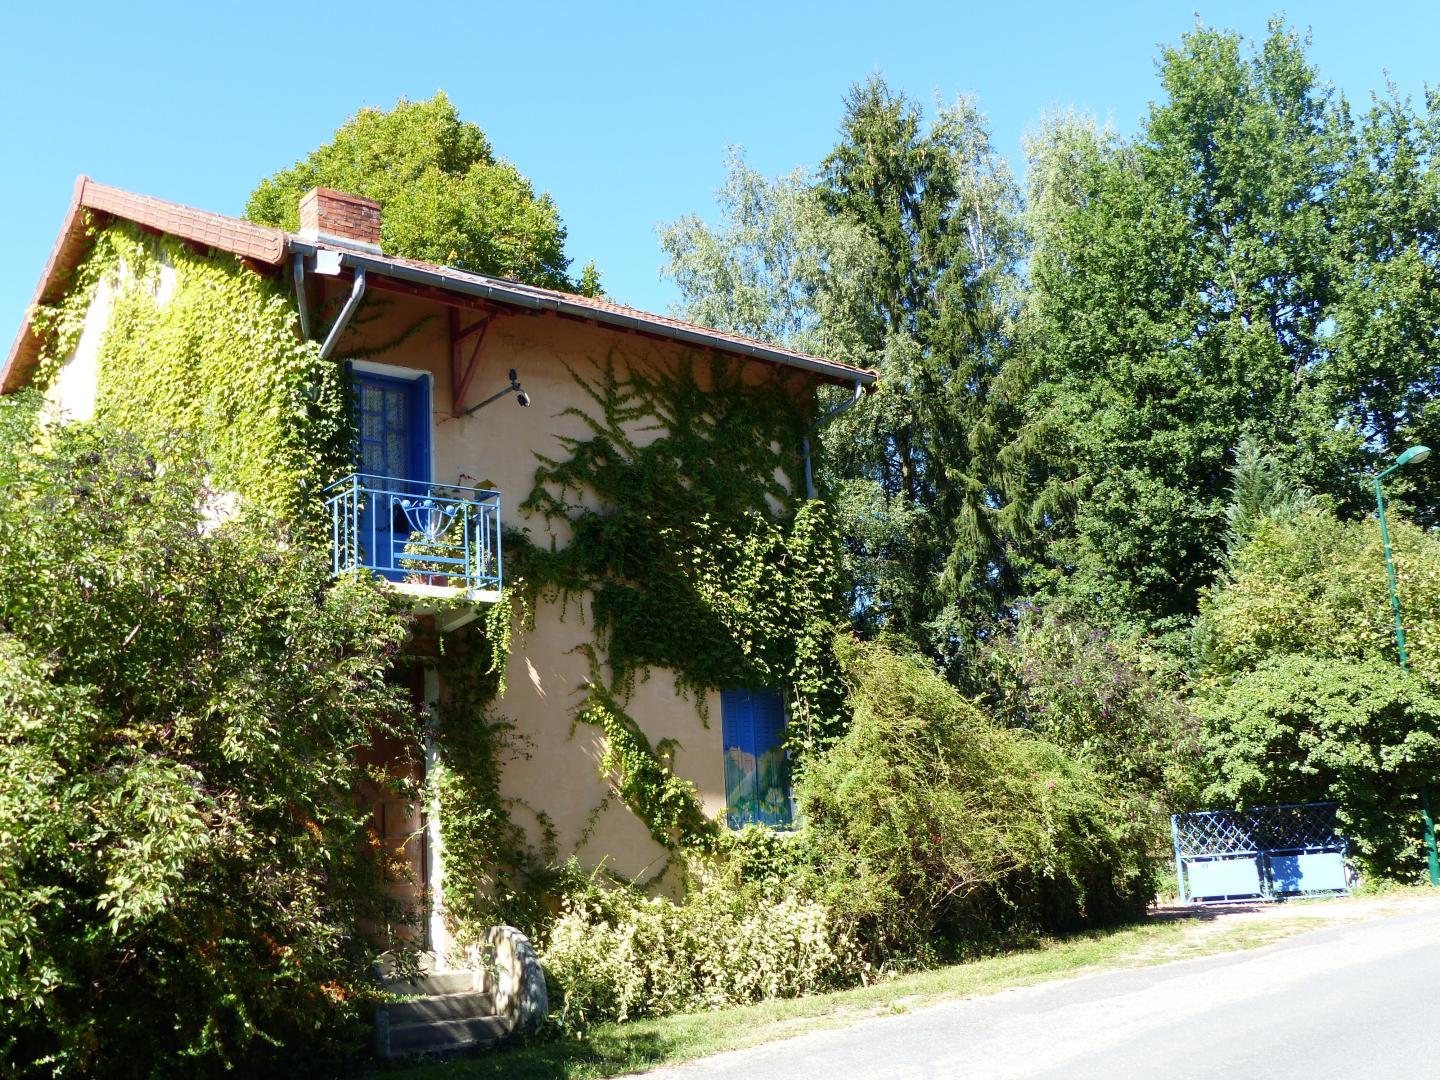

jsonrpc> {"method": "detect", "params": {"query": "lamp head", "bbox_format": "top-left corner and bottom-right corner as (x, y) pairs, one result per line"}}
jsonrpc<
(509, 369), (530, 407)
(1398, 445), (1432, 467)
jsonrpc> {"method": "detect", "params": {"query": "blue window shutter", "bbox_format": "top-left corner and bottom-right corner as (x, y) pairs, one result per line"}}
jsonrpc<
(752, 690), (785, 759)
(721, 688), (792, 829)
(409, 374), (431, 482)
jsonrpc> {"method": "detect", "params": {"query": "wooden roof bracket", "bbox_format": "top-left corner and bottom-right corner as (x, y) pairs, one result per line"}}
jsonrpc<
(450, 307), (501, 416)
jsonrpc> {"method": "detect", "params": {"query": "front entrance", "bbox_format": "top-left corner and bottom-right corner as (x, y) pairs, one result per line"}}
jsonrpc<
(352, 366), (432, 578)
(357, 664), (431, 948)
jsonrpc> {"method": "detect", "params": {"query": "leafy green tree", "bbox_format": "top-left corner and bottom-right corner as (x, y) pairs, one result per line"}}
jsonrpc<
(1015, 23), (1440, 638)
(1325, 86), (1440, 522)
(1015, 24), (1346, 640)
(0, 420), (421, 1075)
(247, 92), (592, 292)
(665, 79), (1027, 672)
(659, 150), (877, 361)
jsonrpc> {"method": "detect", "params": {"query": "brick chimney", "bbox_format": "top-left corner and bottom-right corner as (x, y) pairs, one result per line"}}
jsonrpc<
(298, 187), (382, 253)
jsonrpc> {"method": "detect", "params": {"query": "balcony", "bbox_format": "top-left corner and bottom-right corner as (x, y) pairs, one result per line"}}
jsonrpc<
(325, 474), (502, 620)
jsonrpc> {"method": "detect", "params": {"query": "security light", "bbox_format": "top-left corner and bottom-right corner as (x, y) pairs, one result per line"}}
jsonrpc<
(463, 369), (530, 415)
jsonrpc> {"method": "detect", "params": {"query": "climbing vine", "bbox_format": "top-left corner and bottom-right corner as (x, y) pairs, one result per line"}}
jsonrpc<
(572, 649), (720, 855)
(30, 218), (352, 526)
(428, 587), (568, 945)
(511, 354), (850, 851)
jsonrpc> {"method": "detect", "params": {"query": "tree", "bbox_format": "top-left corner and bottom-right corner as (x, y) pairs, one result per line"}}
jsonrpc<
(1014, 23), (1440, 640)
(247, 92), (594, 292)
(818, 79), (1027, 671)
(659, 149), (876, 363)
(0, 419), (421, 1075)
(1325, 86), (1440, 522)
(1014, 24), (1345, 641)
(663, 78), (1027, 673)
(1220, 435), (1315, 554)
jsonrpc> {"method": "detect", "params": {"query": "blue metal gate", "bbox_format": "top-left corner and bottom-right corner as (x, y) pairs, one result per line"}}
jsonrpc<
(1171, 802), (1350, 905)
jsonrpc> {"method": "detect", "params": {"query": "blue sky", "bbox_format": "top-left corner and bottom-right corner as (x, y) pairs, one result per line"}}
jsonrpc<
(1, 2), (1436, 341)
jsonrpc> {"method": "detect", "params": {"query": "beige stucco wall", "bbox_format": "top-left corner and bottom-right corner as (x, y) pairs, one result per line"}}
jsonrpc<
(336, 284), (807, 883)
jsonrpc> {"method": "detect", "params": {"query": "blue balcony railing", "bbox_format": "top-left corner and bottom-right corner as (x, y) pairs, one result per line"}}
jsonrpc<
(325, 473), (502, 596)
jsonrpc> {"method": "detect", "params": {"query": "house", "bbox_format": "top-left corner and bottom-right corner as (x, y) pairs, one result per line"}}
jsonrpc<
(3, 178), (877, 966)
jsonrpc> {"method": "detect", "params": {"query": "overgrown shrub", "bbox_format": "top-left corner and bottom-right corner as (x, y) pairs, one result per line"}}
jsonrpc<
(1198, 655), (1440, 879)
(798, 638), (1156, 961)
(1192, 509), (1440, 684)
(0, 421), (422, 1076)
(980, 610), (1203, 819)
(540, 875), (856, 1031)
(1193, 509), (1440, 878)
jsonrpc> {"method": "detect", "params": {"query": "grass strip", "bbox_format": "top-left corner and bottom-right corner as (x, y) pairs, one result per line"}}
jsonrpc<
(381, 905), (1360, 1080)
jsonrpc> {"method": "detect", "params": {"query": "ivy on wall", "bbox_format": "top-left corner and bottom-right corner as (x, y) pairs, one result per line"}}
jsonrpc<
(429, 592), (568, 945)
(31, 219), (352, 525)
(511, 355), (849, 852)
(572, 651), (721, 855)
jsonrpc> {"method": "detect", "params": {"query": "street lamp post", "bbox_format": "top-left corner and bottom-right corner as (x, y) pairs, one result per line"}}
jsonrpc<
(1373, 443), (1438, 887)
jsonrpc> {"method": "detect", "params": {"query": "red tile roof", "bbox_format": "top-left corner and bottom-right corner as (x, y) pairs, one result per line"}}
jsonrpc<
(3, 177), (877, 393)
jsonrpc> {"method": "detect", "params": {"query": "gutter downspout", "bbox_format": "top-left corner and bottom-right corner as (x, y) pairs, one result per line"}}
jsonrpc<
(319, 268), (366, 360)
(292, 253), (313, 341)
(803, 379), (865, 501)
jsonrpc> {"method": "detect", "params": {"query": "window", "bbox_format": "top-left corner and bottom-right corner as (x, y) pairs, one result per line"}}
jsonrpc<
(720, 688), (793, 829)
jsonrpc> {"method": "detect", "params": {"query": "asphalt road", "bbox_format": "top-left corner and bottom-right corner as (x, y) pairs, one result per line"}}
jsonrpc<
(642, 907), (1440, 1079)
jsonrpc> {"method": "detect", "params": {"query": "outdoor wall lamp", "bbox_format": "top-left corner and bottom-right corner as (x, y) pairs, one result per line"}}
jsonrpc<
(1372, 444), (1436, 886)
(463, 369), (530, 415)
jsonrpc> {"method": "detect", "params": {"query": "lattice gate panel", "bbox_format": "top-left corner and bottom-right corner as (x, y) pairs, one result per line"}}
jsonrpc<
(1171, 802), (1349, 905)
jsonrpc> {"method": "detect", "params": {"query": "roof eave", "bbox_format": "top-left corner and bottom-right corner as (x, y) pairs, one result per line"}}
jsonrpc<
(3, 178), (876, 395)
(290, 240), (877, 388)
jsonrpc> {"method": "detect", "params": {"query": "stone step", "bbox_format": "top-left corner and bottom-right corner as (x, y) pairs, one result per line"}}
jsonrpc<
(384, 971), (476, 997)
(387, 1014), (508, 1056)
(390, 989), (496, 1026)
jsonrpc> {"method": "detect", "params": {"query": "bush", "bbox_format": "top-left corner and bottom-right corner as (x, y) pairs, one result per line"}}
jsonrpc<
(1192, 509), (1440, 684)
(797, 638), (1156, 961)
(1198, 655), (1440, 879)
(540, 875), (856, 1031)
(0, 423), (422, 1075)
(980, 609), (1202, 813)
(1193, 509), (1440, 878)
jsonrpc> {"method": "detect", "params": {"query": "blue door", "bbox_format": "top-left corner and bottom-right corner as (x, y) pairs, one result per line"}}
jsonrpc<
(352, 368), (431, 578)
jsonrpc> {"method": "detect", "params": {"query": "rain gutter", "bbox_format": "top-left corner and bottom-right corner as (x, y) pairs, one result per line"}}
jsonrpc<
(289, 241), (877, 387)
